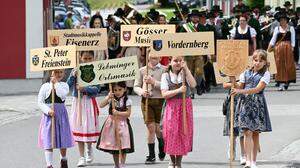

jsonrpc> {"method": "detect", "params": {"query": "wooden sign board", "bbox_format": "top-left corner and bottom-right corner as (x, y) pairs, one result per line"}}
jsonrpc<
(30, 45), (77, 72)
(213, 63), (239, 84)
(78, 56), (139, 86)
(149, 32), (215, 57)
(120, 25), (176, 47)
(47, 28), (107, 51)
(217, 40), (248, 76)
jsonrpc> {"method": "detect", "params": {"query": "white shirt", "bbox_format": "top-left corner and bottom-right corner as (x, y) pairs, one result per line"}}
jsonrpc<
(269, 26), (295, 47)
(239, 71), (270, 85)
(230, 25), (257, 39)
(38, 82), (69, 115)
(161, 72), (184, 90)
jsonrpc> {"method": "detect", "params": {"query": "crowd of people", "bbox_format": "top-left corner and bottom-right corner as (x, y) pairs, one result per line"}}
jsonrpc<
(54, 0), (300, 93)
(38, 1), (300, 168)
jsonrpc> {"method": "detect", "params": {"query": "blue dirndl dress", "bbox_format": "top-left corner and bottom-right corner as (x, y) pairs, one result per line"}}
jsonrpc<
(234, 70), (272, 133)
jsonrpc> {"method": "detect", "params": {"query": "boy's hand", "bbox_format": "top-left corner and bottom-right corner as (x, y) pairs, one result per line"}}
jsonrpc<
(144, 75), (155, 85)
(142, 90), (150, 98)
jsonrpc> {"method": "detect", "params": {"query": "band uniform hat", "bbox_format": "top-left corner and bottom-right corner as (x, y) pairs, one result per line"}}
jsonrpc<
(188, 9), (202, 17)
(276, 12), (290, 22)
(284, 1), (292, 7)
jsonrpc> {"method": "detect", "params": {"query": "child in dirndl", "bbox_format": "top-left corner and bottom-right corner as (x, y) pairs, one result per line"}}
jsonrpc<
(67, 51), (101, 167)
(160, 56), (197, 168)
(38, 69), (74, 168)
(97, 82), (134, 168)
(231, 50), (272, 168)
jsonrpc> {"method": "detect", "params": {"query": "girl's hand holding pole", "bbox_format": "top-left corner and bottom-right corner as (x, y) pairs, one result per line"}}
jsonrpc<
(181, 61), (188, 71)
(76, 84), (84, 91)
(231, 88), (243, 95)
(50, 75), (57, 84)
(112, 109), (119, 116)
(48, 109), (55, 117)
(107, 91), (114, 99)
(178, 85), (187, 93)
(72, 69), (77, 77)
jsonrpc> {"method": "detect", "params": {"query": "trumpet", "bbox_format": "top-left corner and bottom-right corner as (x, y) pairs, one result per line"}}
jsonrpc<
(108, 26), (120, 51)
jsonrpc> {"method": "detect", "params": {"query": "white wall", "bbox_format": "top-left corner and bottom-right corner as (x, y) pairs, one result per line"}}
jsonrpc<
(26, 0), (43, 78)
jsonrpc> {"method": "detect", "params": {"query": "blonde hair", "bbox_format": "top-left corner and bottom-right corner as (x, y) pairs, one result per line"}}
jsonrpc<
(252, 49), (269, 74)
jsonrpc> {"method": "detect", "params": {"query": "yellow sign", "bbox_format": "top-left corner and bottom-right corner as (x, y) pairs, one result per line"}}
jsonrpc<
(78, 56), (139, 86)
(47, 28), (107, 51)
(213, 63), (239, 84)
(217, 40), (248, 76)
(149, 32), (215, 57)
(120, 25), (176, 46)
(30, 45), (77, 72)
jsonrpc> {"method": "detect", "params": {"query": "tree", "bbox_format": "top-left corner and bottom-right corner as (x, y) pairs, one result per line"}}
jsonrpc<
(245, 0), (264, 9)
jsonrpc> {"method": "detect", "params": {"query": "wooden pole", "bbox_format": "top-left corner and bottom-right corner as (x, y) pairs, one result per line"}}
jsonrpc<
(109, 84), (122, 155)
(174, 0), (185, 21)
(106, 48), (122, 155)
(229, 76), (236, 163)
(182, 68), (187, 135)
(76, 51), (82, 126)
(145, 47), (149, 122)
(51, 81), (56, 149)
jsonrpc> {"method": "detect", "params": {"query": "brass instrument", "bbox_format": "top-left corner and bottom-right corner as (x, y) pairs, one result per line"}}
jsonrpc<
(108, 26), (120, 51)
(227, 17), (238, 29)
(260, 16), (275, 31)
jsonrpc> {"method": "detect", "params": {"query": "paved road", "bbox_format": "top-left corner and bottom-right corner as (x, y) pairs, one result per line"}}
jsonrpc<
(0, 71), (300, 168)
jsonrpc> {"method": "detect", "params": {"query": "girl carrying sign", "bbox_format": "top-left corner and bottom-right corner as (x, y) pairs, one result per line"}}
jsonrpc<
(67, 51), (101, 167)
(97, 81), (134, 168)
(38, 69), (74, 168)
(231, 50), (272, 168)
(160, 56), (196, 168)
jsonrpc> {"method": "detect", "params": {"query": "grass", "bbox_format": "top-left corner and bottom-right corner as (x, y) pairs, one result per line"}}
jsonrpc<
(86, 1), (192, 20)
(87, 0), (135, 10)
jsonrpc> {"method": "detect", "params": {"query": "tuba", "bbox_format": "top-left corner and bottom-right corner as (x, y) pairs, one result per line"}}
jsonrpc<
(108, 26), (120, 51)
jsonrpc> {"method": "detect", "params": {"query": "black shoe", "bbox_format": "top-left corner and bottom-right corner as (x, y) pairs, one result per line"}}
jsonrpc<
(145, 155), (156, 164)
(196, 86), (204, 95)
(205, 86), (211, 93)
(158, 152), (166, 161)
(60, 159), (68, 168)
(284, 84), (289, 90)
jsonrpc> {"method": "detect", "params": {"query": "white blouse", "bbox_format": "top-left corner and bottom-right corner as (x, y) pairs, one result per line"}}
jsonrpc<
(161, 71), (189, 90)
(269, 26), (295, 47)
(38, 82), (69, 115)
(230, 25), (257, 39)
(239, 71), (271, 85)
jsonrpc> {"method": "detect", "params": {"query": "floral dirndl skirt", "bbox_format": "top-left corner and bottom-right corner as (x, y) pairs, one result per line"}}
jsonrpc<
(235, 94), (272, 132)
